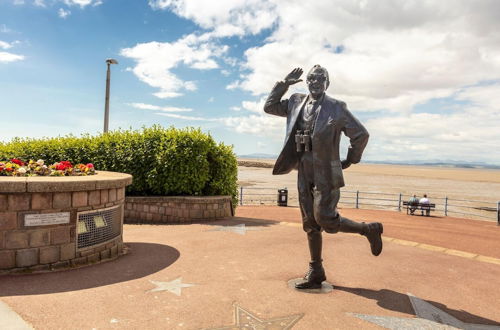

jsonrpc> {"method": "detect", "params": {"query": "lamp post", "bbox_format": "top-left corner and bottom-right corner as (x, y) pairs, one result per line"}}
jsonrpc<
(104, 58), (118, 133)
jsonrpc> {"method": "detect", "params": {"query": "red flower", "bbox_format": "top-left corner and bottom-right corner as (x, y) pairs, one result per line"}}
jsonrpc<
(55, 161), (73, 171)
(11, 158), (24, 166)
(86, 163), (94, 168)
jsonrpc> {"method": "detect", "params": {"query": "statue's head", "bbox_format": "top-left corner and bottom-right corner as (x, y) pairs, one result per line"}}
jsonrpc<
(306, 64), (329, 98)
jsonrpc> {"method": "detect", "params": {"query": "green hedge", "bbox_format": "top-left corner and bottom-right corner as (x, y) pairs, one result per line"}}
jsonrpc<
(0, 126), (238, 206)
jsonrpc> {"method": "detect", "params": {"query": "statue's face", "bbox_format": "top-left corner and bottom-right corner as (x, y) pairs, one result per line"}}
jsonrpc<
(306, 68), (329, 97)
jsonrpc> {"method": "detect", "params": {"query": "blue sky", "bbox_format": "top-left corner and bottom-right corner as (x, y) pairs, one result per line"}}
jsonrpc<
(1, 0), (500, 165)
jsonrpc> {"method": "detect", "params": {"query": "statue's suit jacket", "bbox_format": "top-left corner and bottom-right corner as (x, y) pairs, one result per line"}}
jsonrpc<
(264, 81), (369, 191)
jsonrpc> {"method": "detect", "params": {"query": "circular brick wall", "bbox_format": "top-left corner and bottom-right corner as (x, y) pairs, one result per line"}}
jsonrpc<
(0, 171), (132, 274)
(124, 196), (233, 224)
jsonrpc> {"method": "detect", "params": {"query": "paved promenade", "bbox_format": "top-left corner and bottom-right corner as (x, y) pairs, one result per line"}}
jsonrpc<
(1, 206), (499, 329)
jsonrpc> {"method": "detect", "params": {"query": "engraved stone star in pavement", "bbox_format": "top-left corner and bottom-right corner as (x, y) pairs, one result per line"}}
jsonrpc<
(147, 277), (195, 296)
(349, 293), (500, 329)
(206, 224), (261, 235)
(205, 303), (304, 329)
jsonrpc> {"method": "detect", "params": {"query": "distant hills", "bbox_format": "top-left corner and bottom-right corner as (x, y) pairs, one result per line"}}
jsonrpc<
(238, 153), (278, 159)
(237, 153), (500, 169)
(365, 159), (500, 169)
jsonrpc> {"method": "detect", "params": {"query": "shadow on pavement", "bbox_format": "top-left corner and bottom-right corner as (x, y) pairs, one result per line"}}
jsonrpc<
(336, 286), (500, 326)
(0, 242), (179, 297)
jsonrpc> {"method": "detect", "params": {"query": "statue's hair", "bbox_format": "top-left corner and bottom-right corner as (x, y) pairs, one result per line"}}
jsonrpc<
(309, 64), (329, 83)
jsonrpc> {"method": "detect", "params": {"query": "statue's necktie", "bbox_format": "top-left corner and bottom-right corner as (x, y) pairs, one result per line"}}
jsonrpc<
(304, 100), (316, 121)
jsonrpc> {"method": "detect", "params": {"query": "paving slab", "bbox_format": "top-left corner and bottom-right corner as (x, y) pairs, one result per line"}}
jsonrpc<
(0, 300), (33, 329)
(0, 206), (499, 329)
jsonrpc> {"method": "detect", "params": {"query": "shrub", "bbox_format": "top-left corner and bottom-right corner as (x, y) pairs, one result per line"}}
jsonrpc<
(0, 126), (238, 206)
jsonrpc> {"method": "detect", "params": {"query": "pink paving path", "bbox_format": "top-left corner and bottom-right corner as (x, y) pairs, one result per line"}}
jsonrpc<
(0, 206), (498, 329)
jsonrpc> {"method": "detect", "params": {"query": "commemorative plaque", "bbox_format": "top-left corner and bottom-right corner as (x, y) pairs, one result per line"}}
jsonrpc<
(24, 212), (71, 226)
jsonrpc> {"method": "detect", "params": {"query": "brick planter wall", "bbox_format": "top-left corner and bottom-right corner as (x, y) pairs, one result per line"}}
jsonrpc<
(124, 196), (233, 224)
(0, 171), (132, 274)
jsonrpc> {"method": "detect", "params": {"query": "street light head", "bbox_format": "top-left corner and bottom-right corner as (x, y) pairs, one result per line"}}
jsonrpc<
(106, 58), (118, 65)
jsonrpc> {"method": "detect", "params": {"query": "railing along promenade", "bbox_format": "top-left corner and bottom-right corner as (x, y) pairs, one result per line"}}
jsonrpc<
(237, 186), (500, 224)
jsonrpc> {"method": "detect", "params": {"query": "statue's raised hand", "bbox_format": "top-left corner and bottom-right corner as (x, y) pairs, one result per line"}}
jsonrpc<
(283, 67), (303, 86)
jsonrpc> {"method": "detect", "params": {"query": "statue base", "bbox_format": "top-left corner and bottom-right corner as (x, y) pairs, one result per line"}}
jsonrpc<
(287, 278), (334, 294)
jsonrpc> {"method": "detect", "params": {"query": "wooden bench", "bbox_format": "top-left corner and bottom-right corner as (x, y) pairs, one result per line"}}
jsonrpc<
(402, 201), (436, 216)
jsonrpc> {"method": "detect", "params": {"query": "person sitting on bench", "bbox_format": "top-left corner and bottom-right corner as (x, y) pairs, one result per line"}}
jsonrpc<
(419, 194), (431, 216)
(408, 194), (419, 215)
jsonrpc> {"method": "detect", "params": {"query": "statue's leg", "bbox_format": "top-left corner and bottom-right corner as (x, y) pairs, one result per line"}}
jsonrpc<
(295, 153), (326, 289)
(312, 187), (341, 234)
(298, 185), (323, 265)
(314, 187), (384, 256)
(340, 217), (383, 256)
(306, 231), (322, 266)
(339, 217), (364, 233)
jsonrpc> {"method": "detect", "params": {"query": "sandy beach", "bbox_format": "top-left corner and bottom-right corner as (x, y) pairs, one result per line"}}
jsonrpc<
(237, 159), (500, 221)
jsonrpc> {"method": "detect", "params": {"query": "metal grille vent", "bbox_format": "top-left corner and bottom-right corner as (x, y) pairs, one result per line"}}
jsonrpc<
(77, 205), (122, 249)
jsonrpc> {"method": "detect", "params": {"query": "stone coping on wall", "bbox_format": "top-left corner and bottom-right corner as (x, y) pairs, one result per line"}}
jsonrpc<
(126, 195), (232, 204)
(125, 195), (233, 224)
(0, 171), (133, 193)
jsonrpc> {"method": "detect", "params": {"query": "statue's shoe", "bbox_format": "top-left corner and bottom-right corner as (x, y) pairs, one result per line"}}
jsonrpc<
(295, 263), (326, 290)
(364, 222), (383, 256)
(295, 280), (324, 289)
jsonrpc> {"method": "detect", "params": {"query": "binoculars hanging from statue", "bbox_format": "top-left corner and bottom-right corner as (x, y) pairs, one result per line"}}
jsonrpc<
(295, 130), (312, 152)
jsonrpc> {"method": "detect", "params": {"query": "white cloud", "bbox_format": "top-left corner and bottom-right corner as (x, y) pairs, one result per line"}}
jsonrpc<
(0, 39), (24, 63)
(218, 98), (291, 140)
(222, 114), (283, 137)
(0, 51), (24, 63)
(153, 91), (183, 98)
(222, 57), (238, 67)
(121, 34), (228, 98)
(58, 8), (71, 18)
(128, 102), (192, 112)
(155, 110), (284, 140)
(148, 0), (277, 37)
(34, 0), (45, 7)
(241, 98), (265, 114)
(226, 80), (241, 90)
(219, 83), (500, 163)
(222, 1), (500, 113)
(363, 82), (500, 163)
(0, 41), (12, 49)
(257, 141), (267, 148)
(156, 113), (218, 121)
(135, 99), (284, 141)
(63, 0), (100, 7)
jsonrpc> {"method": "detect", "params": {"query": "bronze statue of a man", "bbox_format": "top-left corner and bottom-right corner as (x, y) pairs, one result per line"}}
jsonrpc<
(264, 65), (383, 289)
